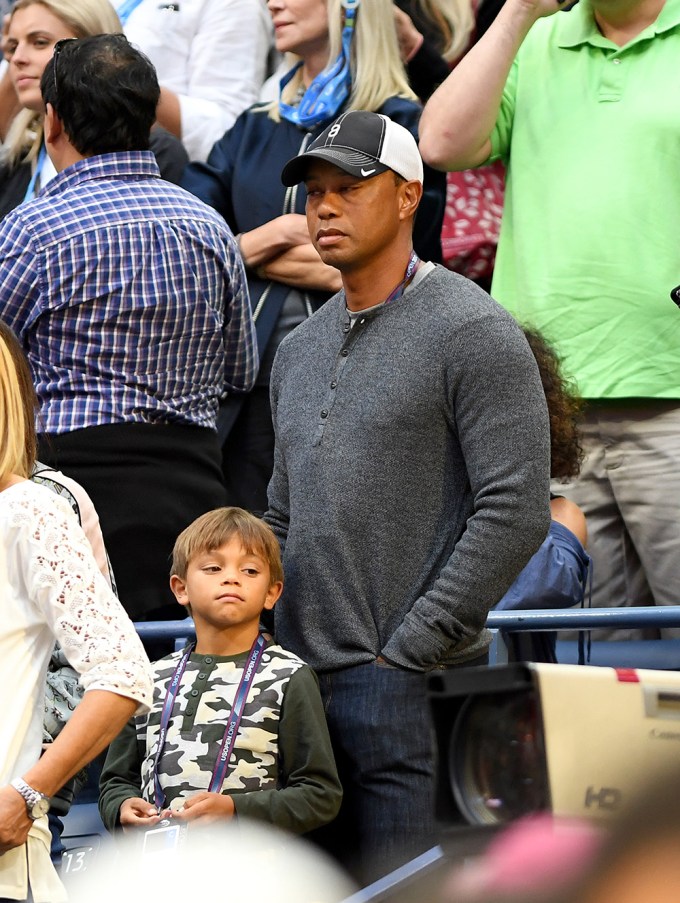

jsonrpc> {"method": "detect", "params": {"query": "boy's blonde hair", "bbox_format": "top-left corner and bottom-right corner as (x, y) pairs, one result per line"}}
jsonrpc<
(3, 0), (123, 167)
(0, 322), (37, 482)
(171, 507), (284, 586)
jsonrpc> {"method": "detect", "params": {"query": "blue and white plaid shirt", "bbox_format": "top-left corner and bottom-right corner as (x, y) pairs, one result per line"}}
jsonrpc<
(0, 152), (257, 434)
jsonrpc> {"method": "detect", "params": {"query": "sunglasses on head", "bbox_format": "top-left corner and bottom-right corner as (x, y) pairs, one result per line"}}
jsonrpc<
(51, 38), (76, 106)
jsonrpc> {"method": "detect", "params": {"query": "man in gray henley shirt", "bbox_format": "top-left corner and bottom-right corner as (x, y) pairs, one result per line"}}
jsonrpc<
(266, 111), (551, 884)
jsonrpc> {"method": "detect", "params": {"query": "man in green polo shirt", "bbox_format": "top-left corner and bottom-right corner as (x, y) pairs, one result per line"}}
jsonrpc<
(418, 0), (680, 637)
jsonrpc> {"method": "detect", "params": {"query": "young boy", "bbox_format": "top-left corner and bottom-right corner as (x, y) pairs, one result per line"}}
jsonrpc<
(98, 507), (342, 835)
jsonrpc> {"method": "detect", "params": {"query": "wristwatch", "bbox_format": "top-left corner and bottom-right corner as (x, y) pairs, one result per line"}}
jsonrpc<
(10, 778), (50, 820)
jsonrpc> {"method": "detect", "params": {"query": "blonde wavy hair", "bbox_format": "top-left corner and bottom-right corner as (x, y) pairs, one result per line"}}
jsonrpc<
(417, 0), (474, 64)
(269, 0), (417, 122)
(0, 323), (36, 482)
(2, 0), (122, 167)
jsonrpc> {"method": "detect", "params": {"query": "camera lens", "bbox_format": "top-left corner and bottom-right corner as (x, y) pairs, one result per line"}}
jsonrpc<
(448, 690), (549, 825)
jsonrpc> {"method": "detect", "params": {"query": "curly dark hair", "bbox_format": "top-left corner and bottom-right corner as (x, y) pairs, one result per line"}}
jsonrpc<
(522, 325), (584, 480)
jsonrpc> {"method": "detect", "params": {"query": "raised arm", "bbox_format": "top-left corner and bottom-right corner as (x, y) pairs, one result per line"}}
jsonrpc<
(418, 0), (564, 170)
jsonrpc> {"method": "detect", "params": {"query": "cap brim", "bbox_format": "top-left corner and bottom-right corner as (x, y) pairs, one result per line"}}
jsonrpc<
(281, 147), (390, 187)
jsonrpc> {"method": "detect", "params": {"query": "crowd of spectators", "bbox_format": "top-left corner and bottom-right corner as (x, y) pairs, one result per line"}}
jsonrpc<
(0, 0), (678, 898)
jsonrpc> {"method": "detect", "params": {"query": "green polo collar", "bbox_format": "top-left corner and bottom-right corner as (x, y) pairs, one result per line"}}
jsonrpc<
(558, 0), (680, 49)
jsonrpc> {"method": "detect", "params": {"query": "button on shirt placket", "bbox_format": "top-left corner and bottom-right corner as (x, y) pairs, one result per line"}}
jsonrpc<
(598, 51), (626, 101)
(312, 314), (369, 447)
(181, 657), (217, 728)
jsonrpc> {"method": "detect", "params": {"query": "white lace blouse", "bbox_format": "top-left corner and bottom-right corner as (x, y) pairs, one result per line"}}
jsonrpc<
(0, 479), (153, 901)
(1, 479), (152, 783)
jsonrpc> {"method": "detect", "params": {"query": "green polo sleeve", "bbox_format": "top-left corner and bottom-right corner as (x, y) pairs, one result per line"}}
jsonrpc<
(489, 56), (519, 163)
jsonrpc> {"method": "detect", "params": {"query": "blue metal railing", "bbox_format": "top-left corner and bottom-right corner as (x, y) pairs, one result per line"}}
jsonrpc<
(486, 606), (680, 668)
(132, 607), (680, 640)
(133, 607), (680, 658)
(486, 605), (680, 631)
(133, 618), (195, 645)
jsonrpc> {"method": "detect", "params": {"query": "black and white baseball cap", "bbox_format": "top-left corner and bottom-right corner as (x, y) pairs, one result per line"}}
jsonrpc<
(281, 110), (424, 187)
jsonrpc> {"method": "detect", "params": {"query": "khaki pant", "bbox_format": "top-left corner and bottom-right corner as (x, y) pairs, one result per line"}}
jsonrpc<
(554, 400), (680, 640)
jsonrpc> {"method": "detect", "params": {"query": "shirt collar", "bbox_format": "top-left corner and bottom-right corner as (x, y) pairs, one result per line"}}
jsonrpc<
(557, 0), (680, 49)
(42, 150), (161, 197)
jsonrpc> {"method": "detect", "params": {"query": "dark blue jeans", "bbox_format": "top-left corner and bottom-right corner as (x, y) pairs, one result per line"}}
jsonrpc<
(312, 655), (487, 885)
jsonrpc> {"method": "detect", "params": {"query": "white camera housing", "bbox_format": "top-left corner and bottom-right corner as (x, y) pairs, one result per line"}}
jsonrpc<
(429, 662), (680, 828)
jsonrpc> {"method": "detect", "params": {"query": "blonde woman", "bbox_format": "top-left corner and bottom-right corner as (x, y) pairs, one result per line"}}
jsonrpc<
(183, 0), (446, 514)
(394, 0), (475, 100)
(0, 0), (187, 217)
(0, 321), (152, 903)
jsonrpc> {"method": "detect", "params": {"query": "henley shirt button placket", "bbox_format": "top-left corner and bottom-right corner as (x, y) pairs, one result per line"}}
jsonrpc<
(330, 381), (337, 389)
(321, 410), (328, 418)
(341, 349), (349, 357)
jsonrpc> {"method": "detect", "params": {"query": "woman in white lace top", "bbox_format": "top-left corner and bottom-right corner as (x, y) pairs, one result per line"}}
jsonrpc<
(0, 322), (153, 903)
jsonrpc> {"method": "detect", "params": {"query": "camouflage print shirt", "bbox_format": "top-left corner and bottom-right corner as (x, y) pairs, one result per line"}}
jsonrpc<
(99, 639), (342, 834)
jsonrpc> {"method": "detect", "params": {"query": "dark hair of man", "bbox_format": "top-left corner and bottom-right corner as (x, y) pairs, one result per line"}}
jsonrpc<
(40, 34), (160, 157)
(522, 325), (584, 481)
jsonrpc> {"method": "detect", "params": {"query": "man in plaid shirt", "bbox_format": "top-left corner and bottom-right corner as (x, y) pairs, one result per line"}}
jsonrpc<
(0, 34), (258, 623)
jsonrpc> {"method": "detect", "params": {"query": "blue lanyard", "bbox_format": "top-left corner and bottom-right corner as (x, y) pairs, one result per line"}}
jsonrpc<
(384, 251), (420, 306)
(116, 0), (146, 25)
(152, 634), (267, 811)
(208, 634), (266, 793)
(22, 143), (47, 204)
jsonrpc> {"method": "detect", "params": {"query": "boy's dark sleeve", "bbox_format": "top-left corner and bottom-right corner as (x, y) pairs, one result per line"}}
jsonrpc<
(231, 665), (342, 833)
(98, 718), (145, 832)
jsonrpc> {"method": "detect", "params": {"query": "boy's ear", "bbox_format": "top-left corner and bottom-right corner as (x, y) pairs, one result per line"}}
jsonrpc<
(170, 574), (190, 610)
(263, 581), (283, 611)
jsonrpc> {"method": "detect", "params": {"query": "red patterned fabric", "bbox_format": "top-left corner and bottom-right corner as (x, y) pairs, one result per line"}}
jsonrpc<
(440, 160), (505, 281)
